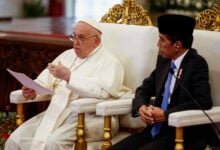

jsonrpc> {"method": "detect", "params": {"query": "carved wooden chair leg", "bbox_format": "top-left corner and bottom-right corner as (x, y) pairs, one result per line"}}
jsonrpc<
(175, 127), (184, 150)
(75, 113), (87, 150)
(16, 104), (24, 127)
(101, 116), (112, 150)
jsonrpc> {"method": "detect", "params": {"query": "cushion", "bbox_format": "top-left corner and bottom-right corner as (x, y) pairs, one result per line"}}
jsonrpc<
(192, 29), (220, 106)
(100, 23), (158, 91)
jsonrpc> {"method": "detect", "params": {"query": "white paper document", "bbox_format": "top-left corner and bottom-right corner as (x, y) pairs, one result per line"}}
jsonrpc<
(7, 68), (53, 95)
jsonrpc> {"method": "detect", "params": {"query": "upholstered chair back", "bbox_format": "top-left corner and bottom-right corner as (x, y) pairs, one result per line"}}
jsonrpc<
(192, 30), (220, 106)
(99, 23), (158, 130)
(100, 23), (158, 91)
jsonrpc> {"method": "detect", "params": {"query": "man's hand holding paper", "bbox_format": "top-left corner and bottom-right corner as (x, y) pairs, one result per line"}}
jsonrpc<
(22, 86), (36, 100)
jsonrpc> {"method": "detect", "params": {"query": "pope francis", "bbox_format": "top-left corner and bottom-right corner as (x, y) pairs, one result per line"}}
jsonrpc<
(5, 19), (131, 150)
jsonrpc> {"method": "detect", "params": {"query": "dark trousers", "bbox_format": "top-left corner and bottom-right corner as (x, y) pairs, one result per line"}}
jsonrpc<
(108, 126), (209, 150)
(108, 128), (175, 150)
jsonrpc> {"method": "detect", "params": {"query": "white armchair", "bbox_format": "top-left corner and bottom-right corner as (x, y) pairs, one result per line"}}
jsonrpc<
(9, 23), (158, 150)
(71, 23), (159, 150)
(96, 28), (220, 150)
(168, 29), (220, 150)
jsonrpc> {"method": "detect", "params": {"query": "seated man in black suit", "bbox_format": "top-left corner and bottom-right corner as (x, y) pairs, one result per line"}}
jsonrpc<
(108, 14), (219, 150)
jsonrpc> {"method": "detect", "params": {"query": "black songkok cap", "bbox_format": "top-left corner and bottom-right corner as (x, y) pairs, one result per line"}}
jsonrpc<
(157, 14), (196, 36)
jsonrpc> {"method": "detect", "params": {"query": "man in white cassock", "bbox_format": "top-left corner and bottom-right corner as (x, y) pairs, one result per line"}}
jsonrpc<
(5, 19), (131, 150)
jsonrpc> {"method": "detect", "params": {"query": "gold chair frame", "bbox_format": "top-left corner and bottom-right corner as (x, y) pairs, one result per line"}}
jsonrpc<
(100, 0), (152, 26)
(195, 2), (220, 32)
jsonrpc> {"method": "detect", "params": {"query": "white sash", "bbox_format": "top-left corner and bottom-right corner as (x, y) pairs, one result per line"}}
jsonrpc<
(29, 46), (102, 149)
(30, 85), (71, 150)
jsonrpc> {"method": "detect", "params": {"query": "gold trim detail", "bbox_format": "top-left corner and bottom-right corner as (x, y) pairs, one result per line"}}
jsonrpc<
(195, 2), (220, 31)
(100, 0), (152, 26)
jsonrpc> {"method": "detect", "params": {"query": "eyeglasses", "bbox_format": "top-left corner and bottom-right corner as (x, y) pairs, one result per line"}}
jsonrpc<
(69, 34), (97, 43)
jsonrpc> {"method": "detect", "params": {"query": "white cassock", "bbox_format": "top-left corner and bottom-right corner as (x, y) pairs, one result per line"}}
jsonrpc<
(5, 44), (132, 150)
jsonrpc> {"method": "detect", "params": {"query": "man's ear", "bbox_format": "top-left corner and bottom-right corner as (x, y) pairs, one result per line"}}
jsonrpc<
(95, 36), (101, 45)
(175, 41), (182, 48)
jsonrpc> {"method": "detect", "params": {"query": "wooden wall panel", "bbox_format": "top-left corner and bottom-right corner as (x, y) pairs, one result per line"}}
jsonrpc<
(0, 18), (73, 119)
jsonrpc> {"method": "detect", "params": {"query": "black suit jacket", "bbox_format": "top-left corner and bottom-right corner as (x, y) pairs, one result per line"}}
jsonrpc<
(132, 49), (217, 148)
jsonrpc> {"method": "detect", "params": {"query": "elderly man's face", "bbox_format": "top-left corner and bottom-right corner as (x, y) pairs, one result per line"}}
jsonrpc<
(157, 33), (177, 60)
(72, 22), (100, 58)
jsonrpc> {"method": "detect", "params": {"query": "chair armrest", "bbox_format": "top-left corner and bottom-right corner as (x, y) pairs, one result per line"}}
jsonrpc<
(71, 98), (106, 113)
(10, 90), (51, 104)
(96, 98), (147, 128)
(96, 98), (132, 116)
(168, 106), (220, 127)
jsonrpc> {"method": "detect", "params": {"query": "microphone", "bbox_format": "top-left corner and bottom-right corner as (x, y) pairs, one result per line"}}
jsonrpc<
(169, 68), (220, 141)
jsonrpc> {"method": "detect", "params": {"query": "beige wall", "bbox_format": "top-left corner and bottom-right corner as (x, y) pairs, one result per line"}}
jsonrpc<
(0, 0), (23, 17)
(0, 0), (48, 18)
(0, 0), (149, 19)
